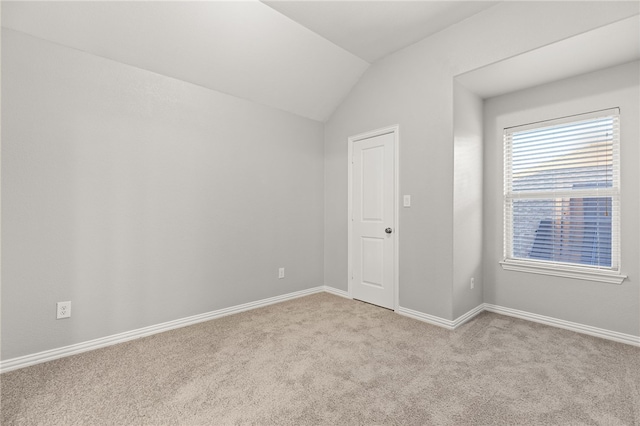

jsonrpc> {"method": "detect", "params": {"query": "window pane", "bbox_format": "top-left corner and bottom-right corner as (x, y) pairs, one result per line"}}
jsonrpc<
(504, 110), (619, 271)
(509, 118), (615, 193)
(512, 197), (612, 267)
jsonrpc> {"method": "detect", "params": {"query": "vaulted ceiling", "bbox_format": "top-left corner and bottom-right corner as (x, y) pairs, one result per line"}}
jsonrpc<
(263, 1), (498, 63)
(1, 1), (497, 122)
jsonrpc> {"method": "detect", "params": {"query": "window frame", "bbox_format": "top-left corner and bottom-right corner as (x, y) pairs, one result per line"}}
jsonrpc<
(500, 108), (626, 284)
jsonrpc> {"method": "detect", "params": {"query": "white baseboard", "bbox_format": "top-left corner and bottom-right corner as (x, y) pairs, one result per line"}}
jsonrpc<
(397, 306), (456, 329)
(452, 304), (486, 328)
(483, 303), (640, 347)
(4, 289), (638, 373)
(397, 304), (485, 330)
(0, 286), (325, 373)
(397, 302), (640, 347)
(322, 286), (350, 299)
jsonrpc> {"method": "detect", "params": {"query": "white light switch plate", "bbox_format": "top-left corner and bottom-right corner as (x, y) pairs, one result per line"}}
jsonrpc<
(403, 195), (411, 207)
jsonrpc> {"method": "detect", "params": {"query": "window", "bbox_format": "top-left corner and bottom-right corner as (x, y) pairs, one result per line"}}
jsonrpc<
(501, 109), (625, 284)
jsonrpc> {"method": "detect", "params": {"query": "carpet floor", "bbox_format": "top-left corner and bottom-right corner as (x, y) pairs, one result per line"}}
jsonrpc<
(1, 292), (639, 425)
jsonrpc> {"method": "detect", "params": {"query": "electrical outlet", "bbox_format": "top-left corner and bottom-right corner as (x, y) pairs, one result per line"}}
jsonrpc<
(57, 301), (71, 319)
(470, 277), (475, 290)
(278, 267), (285, 279)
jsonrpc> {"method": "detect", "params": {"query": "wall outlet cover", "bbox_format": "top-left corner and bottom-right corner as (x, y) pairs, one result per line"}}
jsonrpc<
(57, 301), (71, 319)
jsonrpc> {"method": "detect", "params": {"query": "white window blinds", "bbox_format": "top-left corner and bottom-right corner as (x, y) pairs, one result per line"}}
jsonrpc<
(504, 109), (620, 271)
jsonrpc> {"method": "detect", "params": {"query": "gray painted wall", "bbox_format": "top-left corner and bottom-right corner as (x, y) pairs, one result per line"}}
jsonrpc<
(483, 61), (640, 336)
(452, 82), (483, 319)
(323, 1), (639, 321)
(1, 29), (325, 360)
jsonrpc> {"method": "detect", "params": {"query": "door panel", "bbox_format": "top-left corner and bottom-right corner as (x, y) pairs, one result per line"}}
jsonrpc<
(361, 146), (384, 221)
(361, 237), (384, 287)
(351, 131), (395, 309)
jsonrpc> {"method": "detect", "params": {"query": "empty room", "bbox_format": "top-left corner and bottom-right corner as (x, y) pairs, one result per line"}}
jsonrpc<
(1, 1), (639, 424)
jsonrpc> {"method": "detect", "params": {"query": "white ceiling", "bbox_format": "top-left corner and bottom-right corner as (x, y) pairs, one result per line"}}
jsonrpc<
(3, 2), (637, 121)
(456, 15), (640, 99)
(1, 1), (498, 122)
(263, 1), (498, 63)
(1, 1), (369, 122)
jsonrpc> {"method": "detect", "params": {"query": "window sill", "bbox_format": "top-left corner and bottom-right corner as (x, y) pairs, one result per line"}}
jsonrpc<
(499, 259), (627, 285)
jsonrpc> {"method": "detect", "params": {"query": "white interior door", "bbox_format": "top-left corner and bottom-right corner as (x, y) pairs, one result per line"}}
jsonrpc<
(350, 130), (396, 309)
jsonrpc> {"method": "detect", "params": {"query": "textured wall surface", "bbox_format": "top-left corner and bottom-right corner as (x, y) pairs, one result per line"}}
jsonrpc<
(453, 82), (483, 319)
(1, 29), (325, 360)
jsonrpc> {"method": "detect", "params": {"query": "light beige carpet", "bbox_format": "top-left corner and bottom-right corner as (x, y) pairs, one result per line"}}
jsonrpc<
(2, 292), (639, 425)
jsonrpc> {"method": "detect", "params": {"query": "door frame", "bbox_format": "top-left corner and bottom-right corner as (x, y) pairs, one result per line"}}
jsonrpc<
(347, 124), (400, 311)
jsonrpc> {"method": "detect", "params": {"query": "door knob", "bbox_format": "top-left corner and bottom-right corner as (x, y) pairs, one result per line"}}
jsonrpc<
(385, 228), (393, 234)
